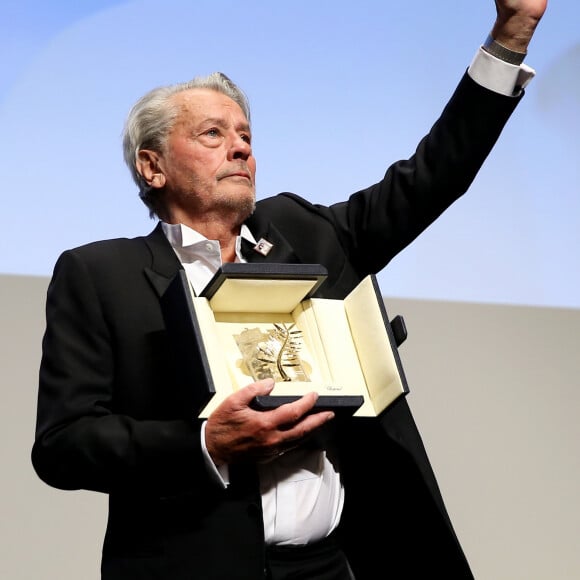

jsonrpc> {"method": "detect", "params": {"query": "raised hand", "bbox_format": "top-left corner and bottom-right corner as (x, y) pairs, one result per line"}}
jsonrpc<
(491, 0), (548, 52)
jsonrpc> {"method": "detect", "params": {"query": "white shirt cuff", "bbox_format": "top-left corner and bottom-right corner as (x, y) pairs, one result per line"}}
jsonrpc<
(201, 420), (230, 488)
(468, 47), (536, 97)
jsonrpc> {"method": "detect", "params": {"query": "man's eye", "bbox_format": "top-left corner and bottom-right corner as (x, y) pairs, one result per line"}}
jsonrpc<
(205, 129), (219, 137)
(241, 134), (251, 144)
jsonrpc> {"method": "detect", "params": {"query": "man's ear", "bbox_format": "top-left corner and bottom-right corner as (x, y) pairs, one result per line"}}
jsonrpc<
(136, 150), (166, 189)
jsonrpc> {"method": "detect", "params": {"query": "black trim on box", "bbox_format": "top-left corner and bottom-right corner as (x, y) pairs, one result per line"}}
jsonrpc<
(161, 270), (216, 414)
(368, 275), (409, 395)
(200, 262), (328, 299)
(251, 395), (364, 418)
(389, 314), (407, 348)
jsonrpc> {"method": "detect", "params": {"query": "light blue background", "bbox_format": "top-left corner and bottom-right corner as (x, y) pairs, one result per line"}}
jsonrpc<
(1, 0), (578, 308)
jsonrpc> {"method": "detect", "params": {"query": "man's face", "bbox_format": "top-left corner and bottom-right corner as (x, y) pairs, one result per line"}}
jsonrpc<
(147, 88), (257, 222)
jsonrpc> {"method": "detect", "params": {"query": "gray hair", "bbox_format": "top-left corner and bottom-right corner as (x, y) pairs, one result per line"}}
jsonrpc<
(122, 72), (251, 217)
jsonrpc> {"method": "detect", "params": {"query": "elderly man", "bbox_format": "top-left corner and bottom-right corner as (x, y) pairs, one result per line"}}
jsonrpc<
(32, 1), (547, 578)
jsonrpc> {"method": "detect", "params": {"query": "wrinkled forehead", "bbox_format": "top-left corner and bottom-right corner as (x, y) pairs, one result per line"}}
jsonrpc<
(170, 88), (249, 124)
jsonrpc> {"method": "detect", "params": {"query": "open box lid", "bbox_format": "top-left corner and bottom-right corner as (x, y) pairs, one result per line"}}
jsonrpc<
(200, 263), (328, 313)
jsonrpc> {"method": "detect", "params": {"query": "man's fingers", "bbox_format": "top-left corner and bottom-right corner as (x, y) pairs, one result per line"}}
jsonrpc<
(232, 378), (275, 407)
(272, 391), (319, 424)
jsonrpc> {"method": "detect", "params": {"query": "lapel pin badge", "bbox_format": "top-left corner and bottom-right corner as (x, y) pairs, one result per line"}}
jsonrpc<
(253, 238), (274, 256)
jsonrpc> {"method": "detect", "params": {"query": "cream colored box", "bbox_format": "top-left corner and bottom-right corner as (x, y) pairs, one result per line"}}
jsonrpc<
(161, 264), (409, 418)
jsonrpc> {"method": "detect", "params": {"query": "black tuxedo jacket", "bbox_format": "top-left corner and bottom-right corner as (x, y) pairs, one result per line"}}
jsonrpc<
(32, 73), (521, 579)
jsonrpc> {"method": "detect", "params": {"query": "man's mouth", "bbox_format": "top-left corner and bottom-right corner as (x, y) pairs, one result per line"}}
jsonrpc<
(222, 171), (251, 181)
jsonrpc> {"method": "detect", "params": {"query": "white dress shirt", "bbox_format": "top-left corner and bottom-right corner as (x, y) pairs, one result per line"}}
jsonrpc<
(160, 49), (535, 545)
(162, 221), (344, 545)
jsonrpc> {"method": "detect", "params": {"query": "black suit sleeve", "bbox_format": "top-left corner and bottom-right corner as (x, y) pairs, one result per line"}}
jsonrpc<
(330, 72), (523, 276)
(249, 73), (522, 292)
(31, 248), (212, 497)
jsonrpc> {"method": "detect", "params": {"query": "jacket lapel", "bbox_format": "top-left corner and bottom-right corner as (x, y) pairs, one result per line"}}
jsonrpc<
(143, 223), (183, 298)
(241, 222), (300, 264)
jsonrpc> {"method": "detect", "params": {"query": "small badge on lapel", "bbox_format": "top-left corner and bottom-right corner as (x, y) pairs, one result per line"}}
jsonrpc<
(253, 238), (274, 256)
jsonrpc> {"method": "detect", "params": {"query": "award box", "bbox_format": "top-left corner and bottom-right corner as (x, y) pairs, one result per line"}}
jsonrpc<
(161, 263), (409, 418)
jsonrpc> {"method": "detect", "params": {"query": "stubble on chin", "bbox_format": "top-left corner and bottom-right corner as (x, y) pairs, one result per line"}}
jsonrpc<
(215, 189), (256, 223)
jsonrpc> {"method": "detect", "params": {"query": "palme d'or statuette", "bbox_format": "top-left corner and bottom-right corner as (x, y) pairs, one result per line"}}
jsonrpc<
(234, 323), (311, 383)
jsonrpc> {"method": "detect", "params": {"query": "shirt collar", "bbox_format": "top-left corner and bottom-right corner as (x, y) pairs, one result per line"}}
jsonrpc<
(160, 221), (257, 257)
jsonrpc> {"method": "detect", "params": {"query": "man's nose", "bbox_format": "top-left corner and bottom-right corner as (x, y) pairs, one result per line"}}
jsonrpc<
(229, 135), (252, 160)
